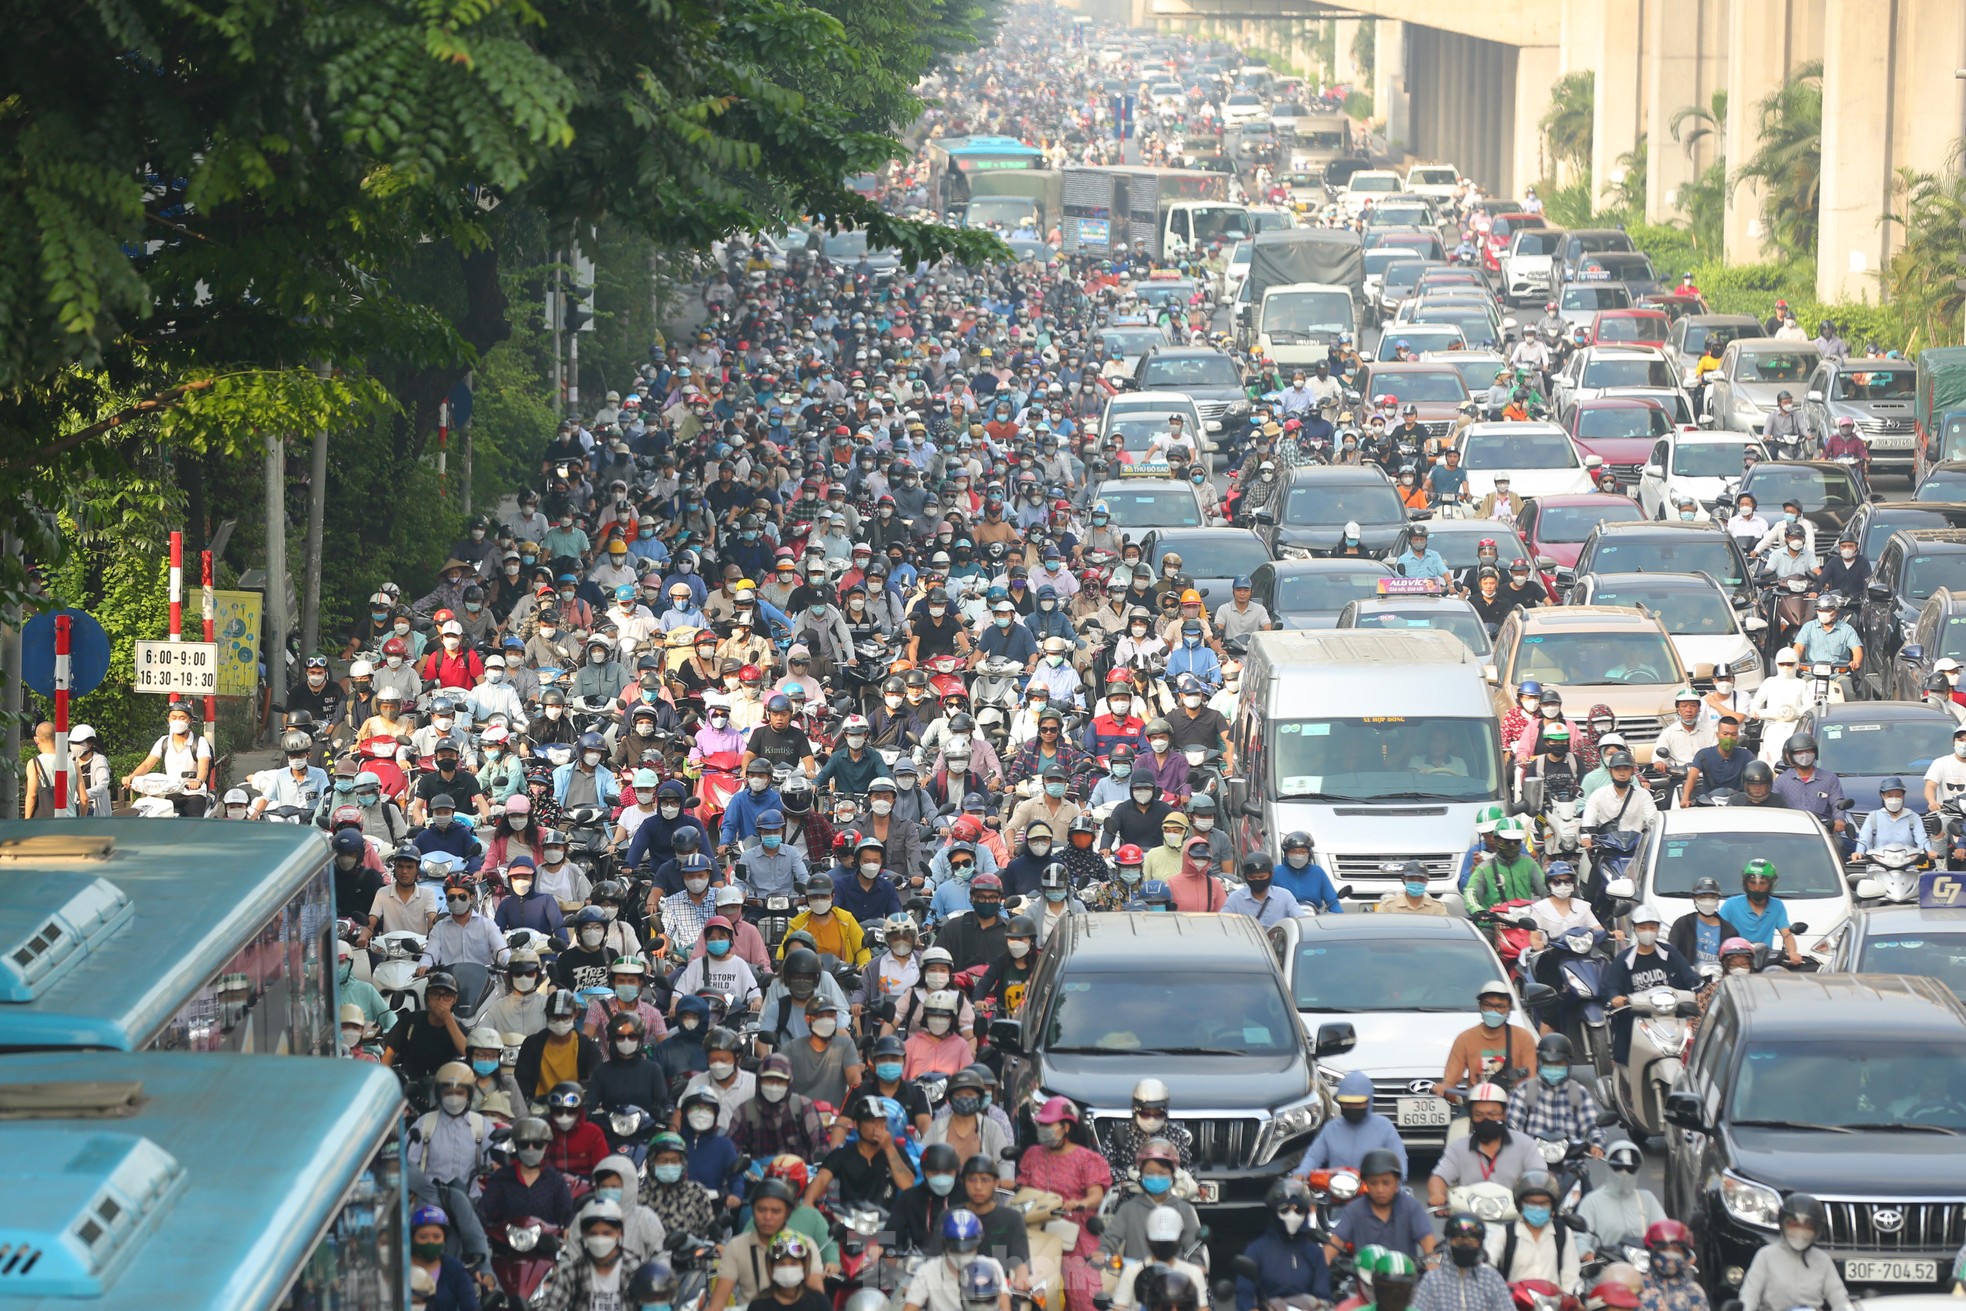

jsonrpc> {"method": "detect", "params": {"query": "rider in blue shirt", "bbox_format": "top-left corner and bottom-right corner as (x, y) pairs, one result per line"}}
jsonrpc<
(1272, 832), (1344, 912)
(1390, 525), (1447, 580)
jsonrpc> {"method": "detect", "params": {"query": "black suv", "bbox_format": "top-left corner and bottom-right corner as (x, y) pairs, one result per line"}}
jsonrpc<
(1664, 972), (1966, 1296)
(1858, 529), (1966, 695)
(1130, 346), (1251, 448)
(1562, 520), (1752, 600)
(1895, 585), (1966, 700)
(990, 912), (1341, 1212)
(1254, 464), (1409, 560)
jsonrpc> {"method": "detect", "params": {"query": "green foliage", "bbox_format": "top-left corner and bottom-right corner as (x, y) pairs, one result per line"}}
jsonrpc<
(1541, 73), (1595, 177)
(1535, 179), (1596, 230)
(1342, 91), (1374, 123)
(1605, 137), (1648, 213)
(1883, 141), (1966, 352)
(1734, 61), (1822, 263)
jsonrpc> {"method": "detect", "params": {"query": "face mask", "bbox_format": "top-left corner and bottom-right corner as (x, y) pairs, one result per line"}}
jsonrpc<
(1404, 880), (1428, 898)
(810, 1014), (841, 1038)
(925, 1014), (953, 1036)
(706, 1056), (736, 1080)
(759, 1079), (790, 1105)
(653, 1162), (684, 1184)
(1637, 929), (1658, 948)
(614, 982), (642, 1003)
(924, 969), (951, 990)
(517, 1145), (548, 1168)
(547, 1018), (576, 1037)
(809, 897), (833, 916)
(771, 1267), (805, 1289)
(687, 1107), (718, 1132)
(1549, 882), (1576, 900)
(1540, 1065), (1569, 1087)
(1520, 1204), (1552, 1229)
(874, 1059), (906, 1083)
(1793, 751), (1816, 769)
(584, 1233), (620, 1260)
(1472, 1118), (1504, 1144)
(1784, 1228), (1813, 1252)
(1150, 738), (1170, 755)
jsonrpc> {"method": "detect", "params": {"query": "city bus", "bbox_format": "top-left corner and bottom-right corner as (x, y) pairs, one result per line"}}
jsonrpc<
(0, 820), (336, 1054)
(0, 1050), (405, 1310)
(926, 134), (1045, 212)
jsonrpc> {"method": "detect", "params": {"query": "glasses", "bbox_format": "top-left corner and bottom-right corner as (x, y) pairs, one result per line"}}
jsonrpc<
(1275, 1203), (1308, 1217)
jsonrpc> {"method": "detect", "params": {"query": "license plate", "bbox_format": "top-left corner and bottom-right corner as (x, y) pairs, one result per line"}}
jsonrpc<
(1840, 1258), (1937, 1283)
(1193, 1181), (1220, 1203)
(1394, 1096), (1451, 1127)
(1871, 435), (1911, 449)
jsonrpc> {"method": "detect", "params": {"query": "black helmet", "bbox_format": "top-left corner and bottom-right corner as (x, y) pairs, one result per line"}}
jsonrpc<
(424, 970), (458, 997)
(1006, 913), (1039, 938)
(961, 1152), (998, 1179)
(920, 1143), (961, 1175)
(1536, 1032), (1573, 1064)
(578, 730), (607, 753)
(1265, 1176), (1312, 1211)
(628, 1263), (678, 1304)
(782, 947), (821, 998)
(1513, 1169), (1558, 1205)
(1359, 1148), (1402, 1179)
(1778, 1192), (1826, 1233)
(1785, 731), (1818, 759)
(1443, 1212), (1486, 1245)
(752, 1178), (799, 1210)
(1137, 1267), (1201, 1311)
(1040, 862), (1071, 891)
(1742, 759), (1775, 787)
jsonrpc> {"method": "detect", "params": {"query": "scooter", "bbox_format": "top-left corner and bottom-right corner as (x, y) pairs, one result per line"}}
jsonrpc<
(1758, 573), (1814, 661)
(971, 657), (1027, 752)
(372, 931), (429, 1015)
(489, 1216), (563, 1308)
(1849, 843), (1930, 905)
(1601, 987), (1698, 1139)
(690, 749), (743, 841)
(602, 1104), (660, 1168)
(1519, 925), (1613, 1079)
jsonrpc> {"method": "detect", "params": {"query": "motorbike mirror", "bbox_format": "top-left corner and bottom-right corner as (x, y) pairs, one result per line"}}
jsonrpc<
(1602, 877), (1636, 900)
(1836, 797), (1854, 810)
(1789, 921), (1810, 936)
(1336, 884), (1355, 900)
(1233, 1256), (1261, 1282)
(1519, 980), (1557, 1006)
(1563, 1213), (1591, 1231)
(1595, 1108), (1621, 1127)
(1083, 1216), (1105, 1237)
(1515, 915), (1540, 931)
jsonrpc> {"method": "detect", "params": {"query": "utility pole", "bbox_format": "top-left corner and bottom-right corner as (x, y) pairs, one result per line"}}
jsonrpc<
(549, 249), (565, 416)
(263, 432), (288, 746)
(299, 364), (330, 663)
(1, 531), (21, 817)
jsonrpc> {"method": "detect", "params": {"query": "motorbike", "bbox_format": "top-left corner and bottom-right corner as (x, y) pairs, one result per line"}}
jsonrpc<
(1300, 1166), (1360, 1237)
(1518, 776), (1583, 858)
(1470, 898), (1539, 975)
(1601, 987), (1698, 1139)
(691, 749), (744, 841)
(1584, 829), (1641, 924)
(489, 1216), (563, 1308)
(1535, 1136), (1599, 1211)
(971, 656), (1027, 751)
(1519, 924), (1613, 1080)
(372, 931), (429, 1015)
(1758, 573), (1814, 661)
(602, 1104), (661, 1168)
(1849, 842), (1930, 905)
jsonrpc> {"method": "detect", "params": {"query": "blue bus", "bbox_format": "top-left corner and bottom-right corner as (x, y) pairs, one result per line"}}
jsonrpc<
(0, 820), (337, 1054)
(928, 134), (1045, 210)
(0, 1050), (405, 1309)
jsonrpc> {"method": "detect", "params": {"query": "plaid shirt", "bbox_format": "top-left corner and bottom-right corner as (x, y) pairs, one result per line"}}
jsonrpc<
(729, 1090), (828, 1162)
(1412, 1263), (1515, 1311)
(1005, 736), (1092, 788)
(1506, 1076), (1608, 1149)
(661, 890), (716, 952)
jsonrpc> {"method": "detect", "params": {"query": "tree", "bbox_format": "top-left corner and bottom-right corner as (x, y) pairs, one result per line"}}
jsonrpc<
(1605, 137), (1648, 214)
(1671, 91), (1729, 254)
(1541, 72), (1595, 182)
(1884, 141), (1966, 350)
(1734, 61), (1823, 262)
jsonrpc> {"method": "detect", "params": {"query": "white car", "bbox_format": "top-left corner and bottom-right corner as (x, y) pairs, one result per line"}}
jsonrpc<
(1616, 806), (1853, 960)
(1453, 422), (1593, 499)
(1553, 347), (1678, 410)
(1098, 390), (1207, 460)
(1404, 164), (1460, 202)
(1221, 92), (1268, 127)
(1341, 170), (1403, 218)
(1571, 572), (1767, 691)
(1635, 433), (1769, 518)
(1272, 914), (1526, 1148)
(1222, 240), (1253, 303)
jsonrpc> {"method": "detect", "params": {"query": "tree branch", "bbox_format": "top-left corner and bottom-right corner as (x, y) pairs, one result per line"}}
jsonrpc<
(0, 379), (218, 475)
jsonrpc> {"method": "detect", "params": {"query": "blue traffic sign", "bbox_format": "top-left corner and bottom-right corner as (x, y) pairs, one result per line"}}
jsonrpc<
(20, 608), (112, 699)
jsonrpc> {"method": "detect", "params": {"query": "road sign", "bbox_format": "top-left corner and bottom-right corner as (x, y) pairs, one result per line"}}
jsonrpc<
(133, 640), (220, 695)
(20, 609), (111, 699)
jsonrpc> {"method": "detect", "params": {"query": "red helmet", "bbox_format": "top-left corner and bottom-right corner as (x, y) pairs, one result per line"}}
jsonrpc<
(1478, 538), (1498, 551)
(1644, 1219), (1694, 1253)
(1582, 1282), (1640, 1311)
(431, 608), (455, 626)
(739, 664), (764, 686)
(331, 804), (363, 829)
(382, 636), (408, 657)
(1116, 844), (1145, 865)
(1511, 1281), (1580, 1311)
(765, 1154), (810, 1192)
(1107, 668), (1135, 685)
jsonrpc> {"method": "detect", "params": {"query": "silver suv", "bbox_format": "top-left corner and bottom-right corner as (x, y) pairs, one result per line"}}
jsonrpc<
(1802, 356), (1918, 474)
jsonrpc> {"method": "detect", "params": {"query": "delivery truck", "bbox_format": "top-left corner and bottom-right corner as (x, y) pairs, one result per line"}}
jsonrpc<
(1237, 228), (1365, 352)
(1059, 166), (1246, 261)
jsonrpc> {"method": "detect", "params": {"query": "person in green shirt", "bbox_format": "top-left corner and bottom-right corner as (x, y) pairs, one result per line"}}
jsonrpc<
(1467, 816), (1547, 912)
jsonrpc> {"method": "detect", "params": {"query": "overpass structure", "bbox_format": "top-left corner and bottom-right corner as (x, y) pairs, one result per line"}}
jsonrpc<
(1099, 0), (1966, 304)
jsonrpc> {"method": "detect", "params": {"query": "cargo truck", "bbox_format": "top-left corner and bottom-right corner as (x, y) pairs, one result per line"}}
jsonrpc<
(1059, 166), (1247, 261)
(1917, 346), (1966, 482)
(1236, 228), (1365, 352)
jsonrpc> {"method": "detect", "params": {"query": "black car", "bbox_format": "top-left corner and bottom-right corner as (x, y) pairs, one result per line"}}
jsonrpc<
(1247, 558), (1395, 628)
(1664, 972), (1966, 1296)
(1728, 459), (1871, 539)
(1794, 700), (1957, 829)
(1895, 585), (1966, 701)
(1842, 500), (1966, 562)
(1136, 527), (1276, 610)
(1915, 463), (1966, 502)
(1255, 465), (1409, 560)
(1858, 529), (1966, 692)
(1130, 346), (1251, 445)
(1820, 904), (1966, 1004)
(990, 912), (1340, 1212)
(1563, 520), (1752, 599)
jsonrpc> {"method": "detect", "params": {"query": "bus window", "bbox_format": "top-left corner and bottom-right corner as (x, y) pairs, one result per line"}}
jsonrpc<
(279, 1134), (406, 1311)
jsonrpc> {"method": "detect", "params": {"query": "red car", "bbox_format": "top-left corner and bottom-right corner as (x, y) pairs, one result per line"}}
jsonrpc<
(1638, 291), (1711, 322)
(1563, 396), (1679, 484)
(1480, 211), (1546, 273)
(1515, 492), (1647, 569)
(1589, 309), (1672, 349)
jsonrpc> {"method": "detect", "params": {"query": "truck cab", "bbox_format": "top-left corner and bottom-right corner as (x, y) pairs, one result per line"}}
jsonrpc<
(1256, 282), (1357, 369)
(1162, 201), (1251, 260)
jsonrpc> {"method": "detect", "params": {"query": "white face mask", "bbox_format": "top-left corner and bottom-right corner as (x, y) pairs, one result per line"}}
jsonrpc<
(760, 1080), (789, 1104)
(708, 1060), (735, 1081)
(547, 1018), (576, 1036)
(687, 1108), (718, 1131)
(585, 1233), (619, 1259)
(772, 1268), (805, 1289)
(1007, 939), (1031, 959)
(1280, 1212), (1305, 1235)
(1694, 896), (1720, 916)
(925, 1014), (953, 1036)
(811, 1017), (839, 1038)
(1636, 929), (1658, 947)
(1884, 795), (1905, 813)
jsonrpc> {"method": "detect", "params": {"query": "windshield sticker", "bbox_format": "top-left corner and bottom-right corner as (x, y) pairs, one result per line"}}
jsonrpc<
(1279, 775), (1322, 794)
(1844, 723), (1881, 731)
(1298, 723), (1329, 736)
(1823, 726), (1842, 739)
(1243, 1026), (1274, 1044)
(1663, 840), (1690, 859)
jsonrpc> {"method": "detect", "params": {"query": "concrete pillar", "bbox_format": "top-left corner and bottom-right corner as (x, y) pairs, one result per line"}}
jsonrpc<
(1647, 0), (1705, 223)
(1376, 20), (1410, 153)
(1592, 0), (1645, 208)
(1724, 0), (1785, 262)
(1333, 18), (1361, 88)
(1514, 45), (1563, 196)
(1816, 0), (1895, 303)
(1891, 0), (1966, 182)
(1560, 0), (1605, 75)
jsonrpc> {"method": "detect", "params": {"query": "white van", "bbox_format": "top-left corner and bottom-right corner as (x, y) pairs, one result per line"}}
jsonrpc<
(1228, 630), (1503, 901)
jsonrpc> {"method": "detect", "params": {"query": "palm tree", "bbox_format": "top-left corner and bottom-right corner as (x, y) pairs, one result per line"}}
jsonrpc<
(1669, 90), (1728, 160)
(1884, 141), (1966, 348)
(1541, 72), (1595, 183)
(1734, 62), (1822, 261)
(1671, 91), (1728, 253)
(1605, 137), (1647, 214)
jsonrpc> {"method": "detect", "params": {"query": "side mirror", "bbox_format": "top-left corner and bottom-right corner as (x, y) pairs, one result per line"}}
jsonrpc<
(1744, 616), (1769, 632)
(1314, 1021), (1358, 1058)
(1664, 1090), (1708, 1132)
(989, 1017), (1024, 1054)
(1901, 644), (1924, 663)
(1698, 414), (1716, 429)
(1553, 567), (1576, 589)
(1563, 1213), (1591, 1231)
(1502, 317), (1519, 332)
(1533, 556), (1559, 572)
(1242, 799), (1263, 818)
(1603, 877), (1636, 900)
(1868, 581), (1892, 600)
(1807, 390), (1823, 402)
(1643, 463), (1664, 477)
(1519, 981), (1556, 1008)
(1251, 509), (1276, 525)
(1482, 664), (1499, 685)
(1790, 920), (1811, 935)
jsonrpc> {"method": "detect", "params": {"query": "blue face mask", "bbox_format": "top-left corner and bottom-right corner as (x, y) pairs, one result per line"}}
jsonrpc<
(472, 1057), (500, 1076)
(615, 984), (641, 1003)
(1141, 1173), (1173, 1196)
(595, 1186), (623, 1206)
(707, 938), (732, 958)
(652, 1163), (684, 1184)
(1480, 1010), (1508, 1030)
(926, 1174), (957, 1196)
(1111, 763), (1131, 778)
(1044, 887), (1068, 903)
(1045, 781), (1066, 798)
(1404, 880), (1428, 898)
(875, 1061), (905, 1082)
(1540, 1065), (1568, 1087)
(640, 1303), (675, 1311)
(762, 834), (782, 850)
(1520, 1204), (1552, 1228)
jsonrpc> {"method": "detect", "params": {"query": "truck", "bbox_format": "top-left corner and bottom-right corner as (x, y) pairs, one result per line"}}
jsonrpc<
(961, 168), (1064, 232)
(1255, 283), (1358, 368)
(1236, 228), (1364, 346)
(1916, 345), (1966, 482)
(1059, 166), (1246, 261)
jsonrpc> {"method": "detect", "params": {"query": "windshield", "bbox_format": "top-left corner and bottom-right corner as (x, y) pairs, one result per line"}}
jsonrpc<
(1191, 207), (1251, 243)
(1572, 233), (1635, 257)
(1135, 283), (1194, 308)
(1043, 973), (1300, 1055)
(1370, 207), (1434, 227)
(1586, 255), (1655, 280)
(1563, 286), (1634, 312)
(1586, 534), (1746, 587)
(1298, 129), (1347, 149)
(1833, 368), (1916, 401)
(1582, 357), (1673, 388)
(1598, 314), (1669, 343)
(1674, 443), (1755, 478)
(1462, 432), (1578, 470)
(1409, 168), (1457, 186)
(1906, 554), (1966, 602)
(1740, 466), (1859, 511)
(1416, 312), (1497, 348)
(1264, 292), (1353, 339)
(1429, 528), (1532, 568)
(1377, 236), (1444, 259)
(1142, 355), (1241, 389)
(1654, 829), (1840, 897)
(1101, 488), (1201, 527)
(1510, 629), (1681, 685)
(1853, 937), (1966, 1003)
(1294, 937), (1498, 1011)
(1577, 406), (1673, 440)
(1351, 174), (1399, 193)
(1364, 249), (1411, 277)
(1105, 413), (1189, 452)
(1382, 262), (1435, 294)
(1154, 534), (1273, 579)
(1589, 583), (1737, 634)
(1275, 567), (1393, 612)
(822, 230), (871, 258)
(1372, 371), (1467, 403)
(1271, 716), (1504, 802)
(967, 196), (1039, 227)
(1386, 326), (1467, 353)
(1285, 482), (1405, 526)
(1734, 350), (1816, 383)
(1818, 715), (1952, 776)
(1440, 356), (1508, 394)
(1098, 328), (1169, 358)
(1227, 94), (1262, 107)
(1536, 502), (1646, 544)
(1729, 1040), (1966, 1132)
(1348, 606), (1491, 655)
(1249, 210), (1294, 233)
(1513, 232), (1562, 257)
(1682, 321), (1761, 356)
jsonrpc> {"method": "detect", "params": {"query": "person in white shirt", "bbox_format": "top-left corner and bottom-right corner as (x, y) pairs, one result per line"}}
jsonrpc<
(1527, 866), (1603, 946)
(1752, 501), (1816, 560)
(1652, 689), (1717, 771)
(1923, 723), (1966, 811)
(1725, 494), (1771, 549)
(1579, 750), (1658, 840)
(1750, 650), (1813, 764)
(465, 654), (529, 731)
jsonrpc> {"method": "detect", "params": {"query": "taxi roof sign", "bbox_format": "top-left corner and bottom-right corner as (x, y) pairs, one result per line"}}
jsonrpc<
(1919, 871), (1965, 909)
(1376, 577), (1444, 596)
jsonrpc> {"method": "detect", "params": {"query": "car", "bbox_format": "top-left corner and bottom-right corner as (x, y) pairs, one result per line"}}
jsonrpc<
(1099, 391), (1206, 461)
(1843, 502), (1966, 565)
(1402, 163), (1461, 201)
(1556, 228), (1638, 279)
(1336, 586), (1494, 659)
(1131, 346), (1250, 441)
(1703, 340), (1823, 435)
(1552, 347), (1678, 410)
(1596, 385), (1702, 430)
(1635, 433), (1770, 519)
(1560, 397), (1679, 484)
(1663, 313), (1767, 387)
(1499, 225), (1563, 305)
(1137, 527), (1275, 609)
(1221, 240), (1254, 302)
(1362, 246), (1415, 313)
(1221, 91), (1268, 127)
(1573, 250), (1662, 296)
(1350, 361), (1469, 443)
(1489, 605), (1689, 763)
(1412, 519), (1550, 595)
(1247, 558), (1396, 628)
(1516, 493), (1648, 570)
(1551, 280), (1635, 331)
(1479, 211), (1546, 277)
(1374, 323), (1468, 357)
(1626, 805), (1852, 952)
(1341, 169), (1403, 217)
(801, 227), (901, 279)
(1404, 307), (1502, 351)
(1453, 421), (1592, 499)
(1589, 309), (1672, 349)
(1820, 904), (1966, 1002)
(1268, 914), (1524, 1148)
(1413, 266), (1491, 298)
(1376, 258), (1442, 319)
(1366, 229), (1448, 265)
(1570, 570), (1767, 691)
(1797, 701), (1956, 829)
(1255, 464), (1410, 560)
(1565, 519), (1754, 599)
(1913, 462), (1966, 501)
(1802, 356), (1920, 476)
(1856, 529), (1966, 685)
(1730, 459), (1869, 538)
(1366, 201), (1441, 232)
(1094, 324), (1173, 373)
(990, 911), (1335, 1212)
(1092, 475), (1205, 529)
(1425, 350), (1510, 401)
(1663, 973), (1966, 1297)
(1894, 585), (1966, 702)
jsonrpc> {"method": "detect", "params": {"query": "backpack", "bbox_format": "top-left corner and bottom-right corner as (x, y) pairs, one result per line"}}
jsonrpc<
(411, 1109), (488, 1178)
(1499, 1215), (1567, 1279)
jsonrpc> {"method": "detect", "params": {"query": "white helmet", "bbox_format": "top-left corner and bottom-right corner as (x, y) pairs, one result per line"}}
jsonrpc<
(1145, 1206), (1185, 1242)
(1133, 1078), (1170, 1106)
(924, 989), (961, 1016)
(349, 659), (375, 679)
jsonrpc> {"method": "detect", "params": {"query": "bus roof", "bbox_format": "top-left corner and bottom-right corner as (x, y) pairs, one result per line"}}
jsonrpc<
(942, 135), (1043, 157)
(0, 820), (330, 1050)
(0, 1050), (401, 1307)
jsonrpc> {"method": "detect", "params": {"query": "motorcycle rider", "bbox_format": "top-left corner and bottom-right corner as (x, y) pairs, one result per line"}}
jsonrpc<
(1525, 862), (1602, 954)
(1377, 861), (1450, 916)
(1602, 906), (1699, 1065)
(1507, 1034), (1607, 1154)
(1772, 730), (1847, 839)
(1576, 1140), (1665, 1261)
(1294, 1070), (1406, 1178)
(1749, 650), (1811, 762)
(1426, 1082), (1542, 1207)
(1436, 980), (1537, 1097)
(1652, 688), (1715, 775)
(1270, 831), (1343, 912)
(1411, 1214), (1513, 1311)
(1484, 1171), (1580, 1288)
(533, 1196), (639, 1309)
(1793, 594), (1863, 698)
(1681, 715), (1753, 805)
(1737, 1194), (1852, 1311)
(1762, 390), (1808, 458)
(1236, 1178), (1331, 1311)
(1579, 750), (1656, 854)
(1637, 1220), (1708, 1311)
(1853, 775), (1934, 858)
(1329, 1148), (1435, 1264)
(1720, 858), (1804, 966)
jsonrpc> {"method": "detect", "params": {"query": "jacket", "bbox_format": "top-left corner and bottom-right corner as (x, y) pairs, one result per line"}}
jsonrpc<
(546, 1108), (611, 1177)
(1236, 1217), (1331, 1311)
(550, 761), (619, 807)
(478, 1161), (575, 1229)
(515, 1029), (603, 1103)
(588, 1051), (673, 1117)
(1293, 1070), (1408, 1176)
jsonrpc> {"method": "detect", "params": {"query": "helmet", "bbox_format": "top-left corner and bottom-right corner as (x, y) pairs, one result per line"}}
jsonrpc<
(1135, 1139), (1181, 1169)
(1115, 843), (1145, 865)
(1783, 731), (1817, 760)
(1742, 759), (1775, 788)
(1719, 935), (1756, 961)
(577, 730), (607, 754)
(752, 1177), (798, 1211)
(1467, 1081), (1508, 1107)
(1536, 1033), (1573, 1064)
(960, 1260), (1006, 1310)
(1139, 879), (1174, 909)
(1474, 803), (1505, 835)
(768, 1233), (813, 1263)
(1359, 1148), (1402, 1179)
(1443, 1212), (1486, 1245)
(1743, 857), (1778, 885)
(1583, 1281), (1641, 1311)
(1133, 1077), (1170, 1109)
(1137, 1268), (1201, 1311)
(1645, 1219), (1695, 1254)
(1516, 679), (1542, 700)
(1266, 1176), (1312, 1212)
(941, 1208), (984, 1252)
(629, 1263), (679, 1305)
(1513, 1169), (1558, 1205)
(410, 1203), (450, 1230)
(579, 1197), (625, 1231)
(1493, 815), (1527, 842)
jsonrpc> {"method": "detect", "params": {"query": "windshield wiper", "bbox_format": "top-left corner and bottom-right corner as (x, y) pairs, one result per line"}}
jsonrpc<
(1274, 791), (1364, 802)
(1377, 792), (1466, 802)
(1837, 1122), (1962, 1135)
(1729, 1119), (1857, 1134)
(1124, 1047), (1253, 1057)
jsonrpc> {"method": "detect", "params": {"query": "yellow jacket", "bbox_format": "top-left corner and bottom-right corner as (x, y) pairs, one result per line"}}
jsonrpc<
(781, 907), (870, 968)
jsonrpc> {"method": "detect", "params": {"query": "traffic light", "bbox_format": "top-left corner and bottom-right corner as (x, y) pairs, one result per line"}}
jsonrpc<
(563, 280), (594, 333)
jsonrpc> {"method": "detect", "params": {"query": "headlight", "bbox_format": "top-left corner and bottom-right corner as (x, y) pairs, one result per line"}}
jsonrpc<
(1730, 652), (1761, 673)
(507, 1223), (542, 1252)
(611, 1110), (642, 1136)
(1278, 544), (1314, 560)
(1270, 1095), (1326, 1147)
(1569, 972), (1596, 997)
(1720, 1172), (1782, 1229)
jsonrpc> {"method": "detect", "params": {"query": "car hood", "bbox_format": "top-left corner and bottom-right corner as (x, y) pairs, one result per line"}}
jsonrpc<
(1571, 436), (1657, 463)
(1307, 1011), (1478, 1074)
(1731, 381), (1792, 408)
(1275, 801), (1485, 866)
(1724, 1125), (1966, 1195)
(1036, 1050), (1312, 1110)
